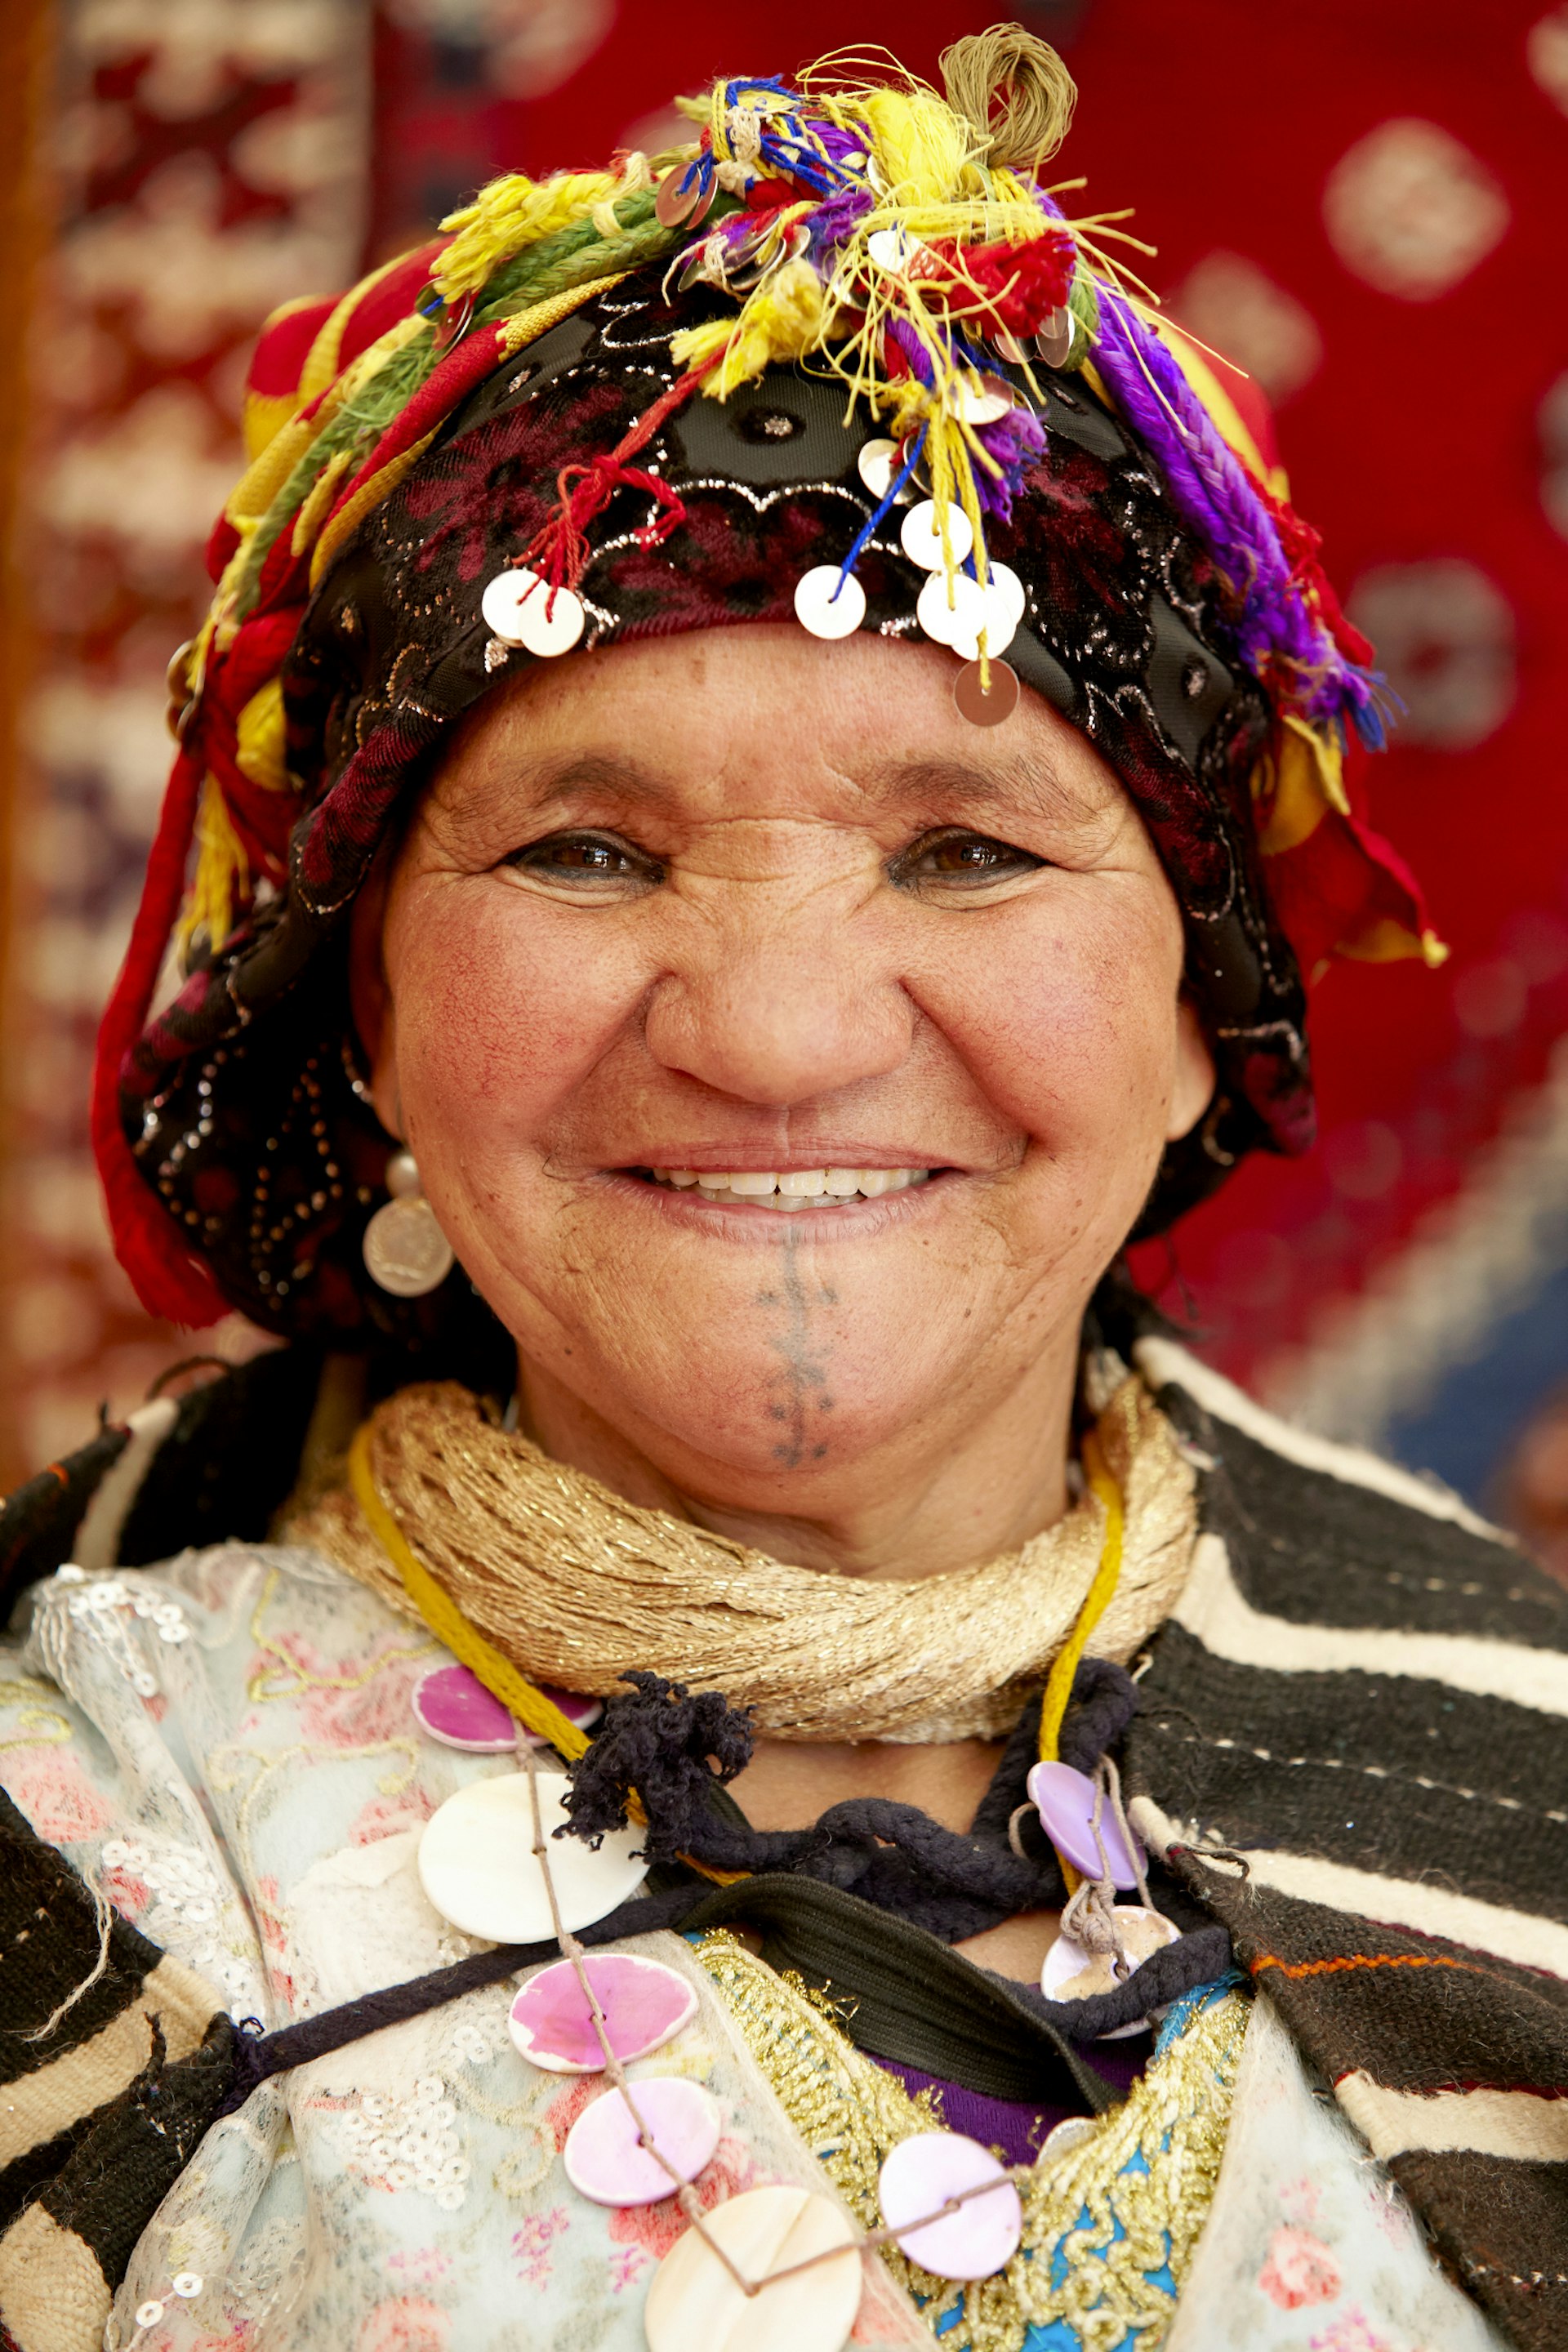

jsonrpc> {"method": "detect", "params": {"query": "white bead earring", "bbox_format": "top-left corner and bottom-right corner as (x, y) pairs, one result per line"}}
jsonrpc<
(362, 1148), (456, 1298)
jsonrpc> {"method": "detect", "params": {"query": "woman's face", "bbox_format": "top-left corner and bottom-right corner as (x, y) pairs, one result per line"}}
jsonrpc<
(359, 626), (1213, 1505)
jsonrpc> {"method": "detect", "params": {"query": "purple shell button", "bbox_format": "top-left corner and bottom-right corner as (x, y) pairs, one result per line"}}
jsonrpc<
(1026, 1759), (1145, 1888)
(510, 1953), (697, 2074)
(412, 1666), (603, 1753)
(564, 2079), (720, 2207)
(877, 2132), (1022, 2281)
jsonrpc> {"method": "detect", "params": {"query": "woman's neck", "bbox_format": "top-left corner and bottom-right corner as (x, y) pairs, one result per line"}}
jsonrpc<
(514, 1326), (1081, 1582)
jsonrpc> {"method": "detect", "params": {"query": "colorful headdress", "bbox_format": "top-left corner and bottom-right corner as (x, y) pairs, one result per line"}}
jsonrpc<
(96, 30), (1438, 1339)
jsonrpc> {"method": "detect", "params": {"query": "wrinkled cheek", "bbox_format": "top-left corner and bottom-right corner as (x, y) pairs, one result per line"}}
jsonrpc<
(938, 954), (1176, 1160)
(388, 893), (629, 1191)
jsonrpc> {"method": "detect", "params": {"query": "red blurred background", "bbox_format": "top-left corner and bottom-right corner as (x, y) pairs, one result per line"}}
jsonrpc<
(2, 0), (1566, 1563)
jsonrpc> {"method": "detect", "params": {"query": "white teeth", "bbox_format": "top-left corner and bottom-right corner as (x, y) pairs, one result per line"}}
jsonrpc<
(648, 1166), (933, 1204)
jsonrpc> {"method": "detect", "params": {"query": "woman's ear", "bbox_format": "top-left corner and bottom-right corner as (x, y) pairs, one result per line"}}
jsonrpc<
(1166, 996), (1217, 1143)
(348, 849), (401, 1138)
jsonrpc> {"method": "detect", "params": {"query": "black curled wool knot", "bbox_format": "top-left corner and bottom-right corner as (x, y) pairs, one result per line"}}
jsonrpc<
(559, 1671), (755, 1862)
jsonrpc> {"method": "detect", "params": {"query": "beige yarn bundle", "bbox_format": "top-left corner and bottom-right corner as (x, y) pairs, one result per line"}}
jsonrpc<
(291, 1374), (1196, 1743)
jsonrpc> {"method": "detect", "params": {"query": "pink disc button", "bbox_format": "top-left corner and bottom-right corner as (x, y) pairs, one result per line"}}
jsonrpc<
(877, 2131), (1022, 2281)
(509, 1952), (697, 2074)
(412, 1665), (515, 1752)
(563, 2078), (720, 2208)
(412, 1666), (602, 1753)
(1026, 1759), (1145, 1888)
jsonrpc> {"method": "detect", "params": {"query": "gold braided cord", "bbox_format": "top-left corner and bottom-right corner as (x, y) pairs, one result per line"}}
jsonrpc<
(289, 1374), (1196, 1745)
(694, 1928), (1250, 2352)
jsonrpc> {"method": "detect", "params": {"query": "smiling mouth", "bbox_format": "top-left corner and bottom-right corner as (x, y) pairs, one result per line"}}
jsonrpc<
(635, 1166), (936, 1209)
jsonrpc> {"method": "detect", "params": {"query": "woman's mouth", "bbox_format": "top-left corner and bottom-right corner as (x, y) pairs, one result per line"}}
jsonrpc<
(637, 1166), (934, 1209)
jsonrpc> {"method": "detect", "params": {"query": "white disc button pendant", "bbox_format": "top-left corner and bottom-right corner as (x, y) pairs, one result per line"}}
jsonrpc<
(417, 1771), (647, 1943)
(795, 565), (866, 640)
(644, 2184), (861, 2352)
(481, 568), (586, 657)
(900, 499), (973, 572)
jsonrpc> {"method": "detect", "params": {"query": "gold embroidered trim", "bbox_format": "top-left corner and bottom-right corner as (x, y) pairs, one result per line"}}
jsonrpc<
(693, 1931), (1248, 2352)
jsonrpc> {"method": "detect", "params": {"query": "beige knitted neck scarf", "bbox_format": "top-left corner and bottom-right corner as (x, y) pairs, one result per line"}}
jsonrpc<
(289, 1370), (1197, 1744)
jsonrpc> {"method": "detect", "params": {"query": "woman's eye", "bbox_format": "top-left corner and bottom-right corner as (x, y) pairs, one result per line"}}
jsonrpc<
(892, 829), (1044, 889)
(504, 831), (662, 886)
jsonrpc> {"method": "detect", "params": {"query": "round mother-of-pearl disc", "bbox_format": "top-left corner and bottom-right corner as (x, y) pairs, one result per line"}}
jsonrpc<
(412, 1664), (517, 1753)
(479, 568), (585, 657)
(564, 2078), (720, 2207)
(509, 1951), (697, 2073)
(900, 498), (973, 572)
(916, 570), (987, 649)
(1040, 1904), (1180, 2038)
(644, 2185), (860, 2352)
(1026, 1758), (1145, 1887)
(794, 564), (866, 640)
(857, 436), (907, 499)
(955, 372), (1016, 425)
(416, 1771), (647, 1942)
(877, 2131), (1022, 2281)
(947, 577), (1019, 662)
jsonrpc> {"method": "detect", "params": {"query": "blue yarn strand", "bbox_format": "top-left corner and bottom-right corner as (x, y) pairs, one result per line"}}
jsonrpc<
(833, 425), (929, 599)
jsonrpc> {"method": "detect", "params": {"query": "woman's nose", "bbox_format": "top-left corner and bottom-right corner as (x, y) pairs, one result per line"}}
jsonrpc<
(642, 898), (914, 1107)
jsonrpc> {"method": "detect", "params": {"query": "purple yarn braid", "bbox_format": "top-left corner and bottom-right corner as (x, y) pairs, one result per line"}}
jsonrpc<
(1032, 195), (1379, 742)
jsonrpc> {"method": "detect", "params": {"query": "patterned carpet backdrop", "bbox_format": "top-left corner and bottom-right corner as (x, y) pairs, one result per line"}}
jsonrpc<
(2, 1), (1566, 1564)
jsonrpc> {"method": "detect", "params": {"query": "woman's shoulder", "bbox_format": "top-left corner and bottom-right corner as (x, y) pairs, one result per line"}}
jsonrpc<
(0, 1348), (347, 1619)
(1135, 1332), (1566, 1648)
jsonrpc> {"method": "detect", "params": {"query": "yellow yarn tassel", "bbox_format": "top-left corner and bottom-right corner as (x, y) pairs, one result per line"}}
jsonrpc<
(348, 1428), (746, 1886)
(862, 84), (983, 205)
(672, 252), (827, 395)
(434, 169), (621, 305)
(179, 773), (248, 960)
(234, 676), (291, 795)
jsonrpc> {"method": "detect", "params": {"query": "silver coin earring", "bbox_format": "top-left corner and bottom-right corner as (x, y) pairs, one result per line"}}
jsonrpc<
(362, 1148), (456, 1298)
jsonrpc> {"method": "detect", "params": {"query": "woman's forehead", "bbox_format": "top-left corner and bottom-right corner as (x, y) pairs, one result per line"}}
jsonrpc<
(431, 625), (1124, 826)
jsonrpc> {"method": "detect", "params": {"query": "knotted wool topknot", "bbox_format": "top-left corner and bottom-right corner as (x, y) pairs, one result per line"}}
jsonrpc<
(560, 1671), (755, 1863)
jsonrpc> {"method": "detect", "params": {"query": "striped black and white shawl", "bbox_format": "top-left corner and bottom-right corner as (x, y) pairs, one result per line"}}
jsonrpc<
(1129, 1338), (1568, 2352)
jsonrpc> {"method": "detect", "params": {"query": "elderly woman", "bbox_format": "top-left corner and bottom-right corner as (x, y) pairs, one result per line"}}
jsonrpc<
(0, 33), (1560, 2352)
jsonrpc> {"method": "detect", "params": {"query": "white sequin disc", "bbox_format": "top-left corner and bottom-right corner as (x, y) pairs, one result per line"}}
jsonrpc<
(794, 565), (866, 640)
(916, 571), (987, 649)
(866, 225), (922, 274)
(955, 372), (1016, 425)
(417, 1770), (648, 1943)
(947, 574), (1022, 662)
(900, 498), (973, 572)
(644, 2185), (861, 2352)
(857, 437), (906, 499)
(480, 568), (586, 657)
